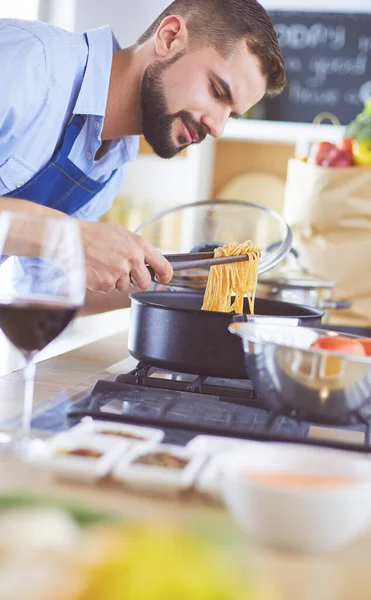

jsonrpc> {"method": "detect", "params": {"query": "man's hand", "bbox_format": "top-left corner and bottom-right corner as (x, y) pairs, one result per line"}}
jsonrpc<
(79, 221), (173, 292)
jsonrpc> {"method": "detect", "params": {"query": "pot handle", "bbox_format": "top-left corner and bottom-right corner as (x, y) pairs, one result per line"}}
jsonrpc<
(321, 300), (352, 310)
(231, 314), (248, 323)
(230, 314), (299, 326)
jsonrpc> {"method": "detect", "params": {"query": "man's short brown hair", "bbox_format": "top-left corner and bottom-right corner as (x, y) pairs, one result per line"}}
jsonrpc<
(137, 0), (286, 96)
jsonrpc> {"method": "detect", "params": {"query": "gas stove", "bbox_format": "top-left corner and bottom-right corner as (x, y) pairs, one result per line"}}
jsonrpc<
(30, 355), (369, 453)
(66, 361), (310, 446)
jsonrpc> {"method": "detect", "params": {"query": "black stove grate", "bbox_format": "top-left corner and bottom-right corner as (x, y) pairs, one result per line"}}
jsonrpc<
(66, 362), (371, 452)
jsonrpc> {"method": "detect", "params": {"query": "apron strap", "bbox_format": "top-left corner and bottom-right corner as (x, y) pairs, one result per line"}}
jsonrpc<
(58, 114), (87, 156)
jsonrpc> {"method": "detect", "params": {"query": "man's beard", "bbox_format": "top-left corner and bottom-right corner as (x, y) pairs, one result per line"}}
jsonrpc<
(140, 58), (206, 159)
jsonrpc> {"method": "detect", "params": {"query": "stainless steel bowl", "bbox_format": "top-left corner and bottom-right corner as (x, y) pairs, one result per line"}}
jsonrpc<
(229, 322), (371, 424)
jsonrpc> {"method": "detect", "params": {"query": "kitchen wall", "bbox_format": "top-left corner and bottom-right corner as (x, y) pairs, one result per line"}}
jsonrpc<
(72, 0), (371, 37)
(74, 0), (169, 45)
(0, 0), (38, 18)
(262, 0), (370, 10)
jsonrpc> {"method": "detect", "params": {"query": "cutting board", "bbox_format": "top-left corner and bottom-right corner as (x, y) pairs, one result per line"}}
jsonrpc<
(216, 172), (286, 216)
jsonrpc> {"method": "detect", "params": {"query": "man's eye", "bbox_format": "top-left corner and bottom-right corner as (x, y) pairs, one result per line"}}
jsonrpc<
(211, 82), (222, 100)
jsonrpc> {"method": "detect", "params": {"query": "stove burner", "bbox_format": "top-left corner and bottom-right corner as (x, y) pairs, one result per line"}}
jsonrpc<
(64, 362), (370, 452)
(67, 362), (308, 441)
(69, 363), (303, 432)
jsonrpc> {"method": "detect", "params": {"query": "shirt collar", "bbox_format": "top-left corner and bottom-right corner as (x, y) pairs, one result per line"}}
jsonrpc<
(74, 25), (119, 117)
(73, 26), (139, 163)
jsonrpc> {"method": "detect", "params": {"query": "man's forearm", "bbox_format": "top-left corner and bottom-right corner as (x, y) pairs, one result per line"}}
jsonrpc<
(0, 196), (69, 257)
(0, 196), (168, 296)
(79, 289), (131, 315)
(0, 196), (65, 219)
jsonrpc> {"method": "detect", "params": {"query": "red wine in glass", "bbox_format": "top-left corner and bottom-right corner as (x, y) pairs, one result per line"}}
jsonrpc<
(0, 299), (79, 354)
(0, 213), (86, 457)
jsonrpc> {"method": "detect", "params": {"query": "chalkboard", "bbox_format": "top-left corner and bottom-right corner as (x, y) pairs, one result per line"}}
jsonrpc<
(264, 11), (371, 125)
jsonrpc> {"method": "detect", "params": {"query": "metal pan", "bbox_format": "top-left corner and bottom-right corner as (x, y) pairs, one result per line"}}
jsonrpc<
(128, 291), (324, 379)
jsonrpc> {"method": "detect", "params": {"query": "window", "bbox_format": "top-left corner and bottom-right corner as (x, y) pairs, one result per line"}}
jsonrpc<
(0, 0), (39, 19)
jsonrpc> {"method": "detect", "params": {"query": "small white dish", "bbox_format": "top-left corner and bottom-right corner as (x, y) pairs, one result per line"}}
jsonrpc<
(112, 443), (207, 495)
(220, 442), (371, 553)
(30, 434), (129, 483)
(64, 417), (164, 446)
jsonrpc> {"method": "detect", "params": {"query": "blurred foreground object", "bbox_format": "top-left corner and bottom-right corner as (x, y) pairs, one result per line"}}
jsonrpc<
(76, 524), (274, 600)
(0, 495), (279, 600)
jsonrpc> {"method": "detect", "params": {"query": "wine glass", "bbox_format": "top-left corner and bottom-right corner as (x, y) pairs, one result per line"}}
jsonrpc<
(0, 212), (86, 456)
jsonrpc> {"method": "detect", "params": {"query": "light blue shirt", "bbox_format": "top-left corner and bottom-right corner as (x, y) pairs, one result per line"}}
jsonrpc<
(0, 19), (139, 221)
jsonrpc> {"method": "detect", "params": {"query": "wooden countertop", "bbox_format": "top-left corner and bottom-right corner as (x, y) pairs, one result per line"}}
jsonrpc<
(1, 317), (371, 600)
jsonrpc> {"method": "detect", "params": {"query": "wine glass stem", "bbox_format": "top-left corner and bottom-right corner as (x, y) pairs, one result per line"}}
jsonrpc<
(22, 359), (36, 442)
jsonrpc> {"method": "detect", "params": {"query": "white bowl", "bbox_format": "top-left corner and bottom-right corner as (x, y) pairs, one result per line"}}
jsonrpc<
(220, 442), (371, 553)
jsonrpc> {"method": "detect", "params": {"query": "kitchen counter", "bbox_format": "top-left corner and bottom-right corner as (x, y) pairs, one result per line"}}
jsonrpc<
(0, 308), (371, 600)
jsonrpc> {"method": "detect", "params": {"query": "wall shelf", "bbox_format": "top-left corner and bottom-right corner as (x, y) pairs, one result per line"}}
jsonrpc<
(222, 119), (344, 145)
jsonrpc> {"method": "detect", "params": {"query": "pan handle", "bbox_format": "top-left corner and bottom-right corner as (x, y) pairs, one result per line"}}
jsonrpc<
(230, 314), (299, 326)
(321, 300), (352, 310)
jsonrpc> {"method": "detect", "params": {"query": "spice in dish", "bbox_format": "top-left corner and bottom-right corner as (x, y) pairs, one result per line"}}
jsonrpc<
(57, 448), (103, 459)
(245, 471), (354, 488)
(100, 430), (146, 440)
(133, 451), (189, 470)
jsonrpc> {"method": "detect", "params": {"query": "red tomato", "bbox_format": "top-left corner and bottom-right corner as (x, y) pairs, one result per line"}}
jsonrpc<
(310, 336), (366, 356)
(337, 137), (354, 154)
(322, 148), (355, 168)
(308, 141), (335, 166)
(357, 338), (371, 356)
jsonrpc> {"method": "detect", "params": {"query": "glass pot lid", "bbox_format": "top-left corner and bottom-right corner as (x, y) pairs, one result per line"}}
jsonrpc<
(259, 267), (335, 290)
(135, 200), (293, 289)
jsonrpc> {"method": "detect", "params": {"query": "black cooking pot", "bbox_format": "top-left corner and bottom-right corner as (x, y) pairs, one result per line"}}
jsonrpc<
(128, 291), (324, 379)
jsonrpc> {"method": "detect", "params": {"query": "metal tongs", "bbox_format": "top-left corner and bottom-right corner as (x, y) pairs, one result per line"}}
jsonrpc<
(147, 251), (259, 279)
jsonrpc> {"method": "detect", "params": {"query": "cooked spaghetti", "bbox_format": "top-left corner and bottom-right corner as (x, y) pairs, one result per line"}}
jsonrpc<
(201, 241), (262, 314)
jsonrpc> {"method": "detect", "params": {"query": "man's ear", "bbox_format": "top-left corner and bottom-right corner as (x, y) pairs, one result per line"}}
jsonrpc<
(154, 15), (189, 59)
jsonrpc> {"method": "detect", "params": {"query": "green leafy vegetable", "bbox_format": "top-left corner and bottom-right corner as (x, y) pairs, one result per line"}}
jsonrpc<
(345, 101), (371, 141)
(0, 492), (120, 526)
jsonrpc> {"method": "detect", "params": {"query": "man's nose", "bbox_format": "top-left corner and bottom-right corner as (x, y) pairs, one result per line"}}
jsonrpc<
(202, 109), (229, 139)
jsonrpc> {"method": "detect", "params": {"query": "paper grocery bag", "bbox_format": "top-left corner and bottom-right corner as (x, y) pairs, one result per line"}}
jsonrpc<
(284, 159), (371, 326)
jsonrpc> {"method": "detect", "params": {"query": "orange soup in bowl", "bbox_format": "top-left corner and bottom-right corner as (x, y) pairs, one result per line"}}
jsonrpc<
(244, 471), (354, 488)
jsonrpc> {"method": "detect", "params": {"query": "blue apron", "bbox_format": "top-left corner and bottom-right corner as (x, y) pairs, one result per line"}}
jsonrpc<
(3, 113), (116, 214)
(2, 113), (116, 295)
